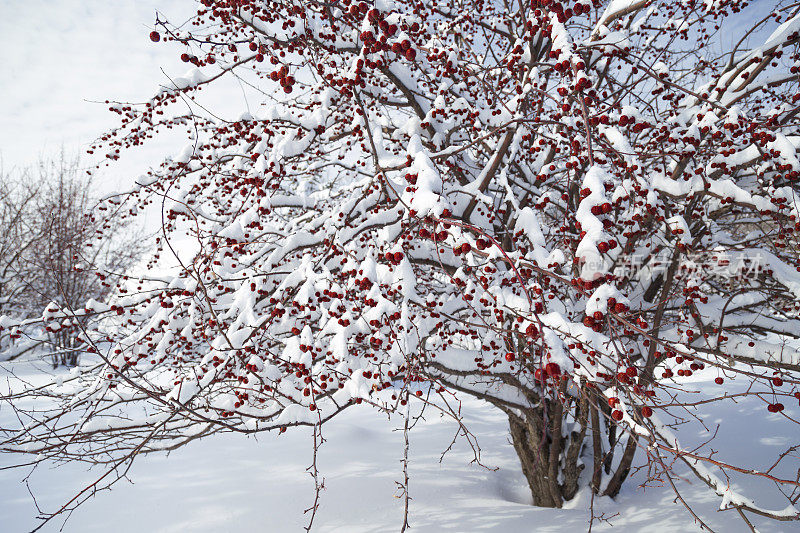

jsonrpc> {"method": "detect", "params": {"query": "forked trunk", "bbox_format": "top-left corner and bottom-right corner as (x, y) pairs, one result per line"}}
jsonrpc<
(507, 387), (637, 508)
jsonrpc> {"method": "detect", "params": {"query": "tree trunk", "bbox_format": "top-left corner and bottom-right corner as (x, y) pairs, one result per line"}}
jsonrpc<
(507, 387), (636, 507)
(50, 331), (81, 368)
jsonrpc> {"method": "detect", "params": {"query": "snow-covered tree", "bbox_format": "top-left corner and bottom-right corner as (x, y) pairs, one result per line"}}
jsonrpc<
(3, 0), (800, 527)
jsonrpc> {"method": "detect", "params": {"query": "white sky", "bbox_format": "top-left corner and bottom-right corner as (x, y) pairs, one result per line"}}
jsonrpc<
(0, 0), (196, 192)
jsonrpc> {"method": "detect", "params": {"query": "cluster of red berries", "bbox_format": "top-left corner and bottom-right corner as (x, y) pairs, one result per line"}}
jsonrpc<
(452, 242), (471, 255)
(767, 403), (785, 413)
(353, 4), (416, 60)
(597, 240), (618, 253)
(391, 40), (416, 61)
(590, 202), (613, 216)
(383, 251), (404, 264)
(570, 276), (610, 293)
(585, 201), (619, 252)
(616, 366), (637, 384)
(474, 238), (492, 250)
(419, 227), (448, 241)
(532, 0), (592, 23)
(269, 65), (295, 94)
(180, 52), (201, 66)
(532, 362), (562, 381)
(544, 362), (561, 376)
(582, 298), (628, 331)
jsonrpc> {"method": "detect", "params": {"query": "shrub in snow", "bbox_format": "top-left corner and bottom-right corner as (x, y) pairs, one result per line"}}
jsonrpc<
(3, 0), (800, 528)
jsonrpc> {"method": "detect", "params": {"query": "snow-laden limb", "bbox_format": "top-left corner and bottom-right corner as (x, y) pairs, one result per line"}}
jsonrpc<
(649, 414), (800, 522)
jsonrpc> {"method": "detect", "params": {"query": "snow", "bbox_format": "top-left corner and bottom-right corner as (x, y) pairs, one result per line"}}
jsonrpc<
(2, 357), (798, 532)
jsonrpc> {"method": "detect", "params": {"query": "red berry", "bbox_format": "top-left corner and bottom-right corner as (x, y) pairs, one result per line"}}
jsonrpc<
(505, 352), (515, 362)
(641, 406), (653, 418)
(149, 31), (161, 42)
(611, 410), (623, 421)
(714, 377), (724, 385)
(772, 377), (783, 387)
(545, 362), (561, 377)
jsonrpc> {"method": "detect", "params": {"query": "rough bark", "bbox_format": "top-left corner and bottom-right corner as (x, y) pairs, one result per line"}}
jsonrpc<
(508, 388), (636, 508)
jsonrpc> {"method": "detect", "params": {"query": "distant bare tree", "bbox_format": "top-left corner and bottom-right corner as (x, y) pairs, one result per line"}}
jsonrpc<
(0, 166), (44, 361)
(0, 170), (39, 317)
(1, 154), (142, 366)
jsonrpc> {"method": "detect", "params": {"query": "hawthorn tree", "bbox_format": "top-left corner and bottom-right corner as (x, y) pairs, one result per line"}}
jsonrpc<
(3, 0), (800, 529)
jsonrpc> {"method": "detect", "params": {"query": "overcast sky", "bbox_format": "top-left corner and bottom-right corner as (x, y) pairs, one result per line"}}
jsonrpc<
(0, 1), (196, 192)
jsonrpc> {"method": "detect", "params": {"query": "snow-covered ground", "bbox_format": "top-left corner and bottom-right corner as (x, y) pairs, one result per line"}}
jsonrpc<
(1, 356), (797, 532)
